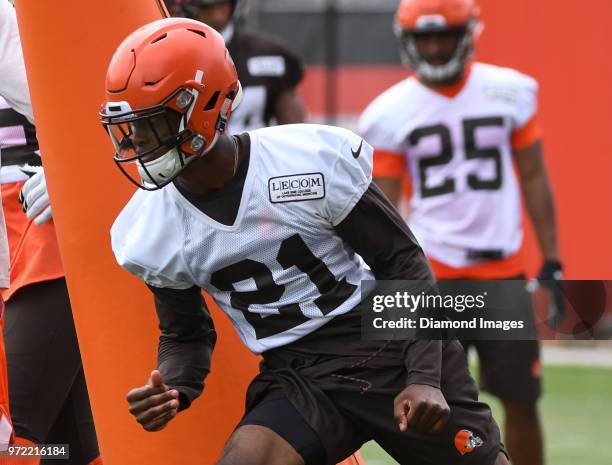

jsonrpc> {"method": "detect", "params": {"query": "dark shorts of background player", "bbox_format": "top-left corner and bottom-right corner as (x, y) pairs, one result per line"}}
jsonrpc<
(3, 278), (100, 465)
(460, 340), (541, 403)
(239, 312), (507, 465)
(458, 274), (541, 403)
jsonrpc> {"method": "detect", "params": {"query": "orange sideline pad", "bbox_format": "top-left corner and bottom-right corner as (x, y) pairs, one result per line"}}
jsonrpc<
(15, 1), (258, 463)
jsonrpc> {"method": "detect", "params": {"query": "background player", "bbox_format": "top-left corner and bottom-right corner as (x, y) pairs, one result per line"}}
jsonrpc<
(165, 0), (306, 133)
(0, 0), (32, 452)
(0, 2), (102, 464)
(103, 18), (509, 465)
(360, 1), (562, 464)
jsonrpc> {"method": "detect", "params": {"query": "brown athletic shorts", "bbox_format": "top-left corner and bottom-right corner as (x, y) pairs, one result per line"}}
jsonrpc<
(244, 316), (506, 465)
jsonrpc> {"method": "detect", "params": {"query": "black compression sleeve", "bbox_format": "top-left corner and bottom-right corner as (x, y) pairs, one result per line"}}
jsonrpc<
(335, 183), (442, 388)
(335, 182), (434, 281)
(148, 284), (217, 411)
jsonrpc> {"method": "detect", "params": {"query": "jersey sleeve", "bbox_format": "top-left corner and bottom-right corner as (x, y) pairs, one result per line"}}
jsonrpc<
(111, 193), (194, 290)
(244, 33), (304, 92)
(359, 96), (405, 178)
(277, 43), (304, 91)
(509, 71), (539, 131)
(511, 112), (543, 150)
(0, 1), (34, 124)
(371, 149), (406, 178)
(265, 34), (304, 91)
(324, 130), (374, 226)
(508, 71), (542, 150)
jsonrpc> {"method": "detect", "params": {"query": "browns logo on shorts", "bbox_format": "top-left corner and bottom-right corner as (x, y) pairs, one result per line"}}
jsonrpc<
(454, 429), (484, 455)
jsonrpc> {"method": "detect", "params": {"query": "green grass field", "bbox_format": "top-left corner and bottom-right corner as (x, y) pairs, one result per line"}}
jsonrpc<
(360, 365), (612, 465)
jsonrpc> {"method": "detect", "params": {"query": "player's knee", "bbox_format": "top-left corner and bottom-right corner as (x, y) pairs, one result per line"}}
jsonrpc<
(217, 446), (301, 465)
(216, 450), (259, 465)
(216, 425), (304, 465)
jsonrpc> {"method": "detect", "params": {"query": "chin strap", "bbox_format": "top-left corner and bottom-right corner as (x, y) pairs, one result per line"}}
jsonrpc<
(215, 81), (242, 133)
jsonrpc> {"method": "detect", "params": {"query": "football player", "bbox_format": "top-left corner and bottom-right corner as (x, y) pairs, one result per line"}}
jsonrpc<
(164, 0), (305, 133)
(359, 1), (560, 464)
(103, 18), (510, 465)
(161, 5), (361, 464)
(0, 2), (102, 464)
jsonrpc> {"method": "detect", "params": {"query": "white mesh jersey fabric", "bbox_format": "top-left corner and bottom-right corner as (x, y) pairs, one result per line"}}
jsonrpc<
(112, 124), (375, 353)
(360, 62), (539, 268)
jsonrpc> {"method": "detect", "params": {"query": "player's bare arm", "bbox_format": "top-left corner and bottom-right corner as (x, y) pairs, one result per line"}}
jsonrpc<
(514, 140), (560, 262)
(372, 176), (402, 207)
(273, 87), (306, 125)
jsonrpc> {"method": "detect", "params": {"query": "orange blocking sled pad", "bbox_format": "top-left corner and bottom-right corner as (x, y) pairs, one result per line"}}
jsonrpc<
(15, 1), (258, 463)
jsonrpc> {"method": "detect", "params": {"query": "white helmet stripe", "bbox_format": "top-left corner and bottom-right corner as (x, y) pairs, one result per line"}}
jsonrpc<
(180, 69), (204, 133)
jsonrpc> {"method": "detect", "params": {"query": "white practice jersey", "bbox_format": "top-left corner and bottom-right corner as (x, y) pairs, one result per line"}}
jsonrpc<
(360, 62), (539, 268)
(112, 124), (375, 353)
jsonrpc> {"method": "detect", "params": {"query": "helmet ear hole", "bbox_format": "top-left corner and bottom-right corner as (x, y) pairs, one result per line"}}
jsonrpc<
(204, 91), (221, 111)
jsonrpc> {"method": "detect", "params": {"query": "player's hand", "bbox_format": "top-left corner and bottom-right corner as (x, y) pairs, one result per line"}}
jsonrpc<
(394, 384), (450, 434)
(18, 165), (52, 225)
(536, 260), (565, 327)
(126, 370), (180, 432)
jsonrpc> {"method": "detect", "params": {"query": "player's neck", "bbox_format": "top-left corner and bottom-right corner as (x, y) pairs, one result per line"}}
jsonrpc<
(418, 62), (473, 97)
(421, 73), (463, 87)
(175, 134), (239, 195)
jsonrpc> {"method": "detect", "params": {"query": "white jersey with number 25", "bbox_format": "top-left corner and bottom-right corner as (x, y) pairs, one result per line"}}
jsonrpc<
(360, 62), (539, 268)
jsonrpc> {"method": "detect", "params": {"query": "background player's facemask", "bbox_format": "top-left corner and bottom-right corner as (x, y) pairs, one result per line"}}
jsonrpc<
(397, 21), (480, 84)
(165, 0), (245, 40)
(101, 88), (207, 191)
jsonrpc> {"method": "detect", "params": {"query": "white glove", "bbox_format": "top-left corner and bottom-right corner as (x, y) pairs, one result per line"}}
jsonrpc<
(18, 164), (52, 225)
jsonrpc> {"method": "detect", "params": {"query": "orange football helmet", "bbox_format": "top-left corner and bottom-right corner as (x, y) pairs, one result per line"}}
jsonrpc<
(394, 0), (482, 83)
(100, 18), (242, 190)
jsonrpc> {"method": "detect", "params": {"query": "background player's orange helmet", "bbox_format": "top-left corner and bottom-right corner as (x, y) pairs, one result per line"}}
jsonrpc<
(100, 18), (242, 190)
(394, 0), (482, 83)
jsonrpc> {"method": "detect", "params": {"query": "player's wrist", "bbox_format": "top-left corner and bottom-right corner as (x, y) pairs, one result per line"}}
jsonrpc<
(538, 260), (563, 280)
(404, 378), (441, 390)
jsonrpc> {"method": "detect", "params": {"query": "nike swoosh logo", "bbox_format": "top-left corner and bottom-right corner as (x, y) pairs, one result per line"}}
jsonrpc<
(351, 140), (363, 159)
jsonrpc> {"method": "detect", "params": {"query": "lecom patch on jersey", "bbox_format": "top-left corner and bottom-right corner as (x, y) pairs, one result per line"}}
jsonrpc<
(268, 173), (325, 203)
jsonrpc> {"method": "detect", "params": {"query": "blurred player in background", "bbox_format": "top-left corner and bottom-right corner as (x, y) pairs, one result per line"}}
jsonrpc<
(0, 1), (101, 464)
(165, 0), (305, 132)
(360, 0), (562, 464)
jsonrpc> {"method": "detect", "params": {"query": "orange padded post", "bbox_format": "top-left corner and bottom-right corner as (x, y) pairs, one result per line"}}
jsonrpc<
(15, 1), (258, 463)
